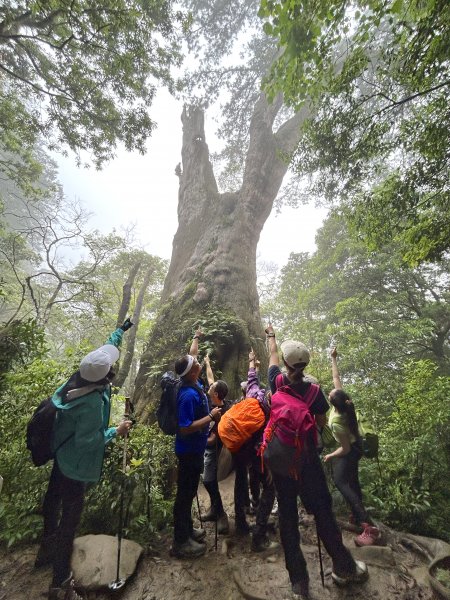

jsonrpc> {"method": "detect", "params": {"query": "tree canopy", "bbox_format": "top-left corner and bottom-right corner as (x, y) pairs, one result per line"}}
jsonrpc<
(259, 0), (450, 264)
(0, 0), (185, 194)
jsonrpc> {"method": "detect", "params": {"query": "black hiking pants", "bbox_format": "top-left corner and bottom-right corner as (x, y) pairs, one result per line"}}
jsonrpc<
(331, 444), (370, 524)
(273, 451), (356, 585)
(234, 441), (275, 533)
(42, 461), (86, 586)
(173, 452), (204, 544)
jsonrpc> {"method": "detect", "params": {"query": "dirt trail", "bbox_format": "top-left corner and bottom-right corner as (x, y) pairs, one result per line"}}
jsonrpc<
(0, 473), (445, 600)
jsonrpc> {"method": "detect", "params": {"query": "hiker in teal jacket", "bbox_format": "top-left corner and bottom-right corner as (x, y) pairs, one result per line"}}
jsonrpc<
(35, 321), (133, 600)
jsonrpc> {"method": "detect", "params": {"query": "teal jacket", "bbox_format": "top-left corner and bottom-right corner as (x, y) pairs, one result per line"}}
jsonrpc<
(52, 328), (124, 483)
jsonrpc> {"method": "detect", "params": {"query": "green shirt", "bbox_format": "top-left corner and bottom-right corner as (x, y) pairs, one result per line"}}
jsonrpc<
(328, 406), (357, 444)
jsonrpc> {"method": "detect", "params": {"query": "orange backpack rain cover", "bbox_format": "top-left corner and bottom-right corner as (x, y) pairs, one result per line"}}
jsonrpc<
(218, 398), (265, 453)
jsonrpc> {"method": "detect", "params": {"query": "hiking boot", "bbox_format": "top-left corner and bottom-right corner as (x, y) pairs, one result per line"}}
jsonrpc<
(48, 575), (86, 600)
(331, 560), (368, 586)
(202, 507), (217, 522)
(170, 538), (207, 559)
(251, 536), (280, 554)
(217, 512), (229, 535)
(191, 527), (206, 542)
(235, 520), (250, 536)
(355, 523), (381, 546)
(291, 577), (311, 599)
(35, 534), (57, 568)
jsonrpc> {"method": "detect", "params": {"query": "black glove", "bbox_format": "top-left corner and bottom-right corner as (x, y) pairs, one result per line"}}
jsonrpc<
(121, 318), (134, 331)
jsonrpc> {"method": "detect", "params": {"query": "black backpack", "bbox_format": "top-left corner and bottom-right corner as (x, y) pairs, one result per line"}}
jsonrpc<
(157, 371), (205, 435)
(26, 397), (73, 466)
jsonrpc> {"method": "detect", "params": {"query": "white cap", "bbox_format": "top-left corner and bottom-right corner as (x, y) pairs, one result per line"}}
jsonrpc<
(280, 340), (310, 368)
(79, 344), (120, 382)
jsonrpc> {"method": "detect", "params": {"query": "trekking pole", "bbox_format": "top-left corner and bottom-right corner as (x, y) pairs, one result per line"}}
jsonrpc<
(315, 522), (325, 587)
(196, 492), (203, 528)
(109, 397), (131, 592)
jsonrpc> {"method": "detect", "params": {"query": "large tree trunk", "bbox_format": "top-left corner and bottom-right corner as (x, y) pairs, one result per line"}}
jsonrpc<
(134, 96), (307, 421)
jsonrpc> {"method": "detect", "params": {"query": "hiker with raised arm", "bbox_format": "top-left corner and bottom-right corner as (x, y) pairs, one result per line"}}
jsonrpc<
(244, 349), (279, 554)
(35, 320), (134, 600)
(171, 329), (222, 559)
(201, 354), (230, 534)
(324, 347), (381, 546)
(262, 324), (368, 600)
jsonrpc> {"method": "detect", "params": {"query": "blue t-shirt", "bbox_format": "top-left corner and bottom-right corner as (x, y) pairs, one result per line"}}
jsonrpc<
(175, 382), (210, 455)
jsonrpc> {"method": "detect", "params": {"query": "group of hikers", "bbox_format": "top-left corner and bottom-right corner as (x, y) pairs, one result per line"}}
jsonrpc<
(33, 319), (380, 600)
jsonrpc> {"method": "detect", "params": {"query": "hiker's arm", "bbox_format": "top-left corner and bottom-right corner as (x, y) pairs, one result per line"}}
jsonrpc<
(189, 329), (203, 357)
(105, 328), (124, 349)
(179, 405), (222, 434)
(266, 324), (279, 367)
(331, 347), (343, 390)
(323, 432), (351, 461)
(246, 350), (262, 397)
(204, 354), (215, 387)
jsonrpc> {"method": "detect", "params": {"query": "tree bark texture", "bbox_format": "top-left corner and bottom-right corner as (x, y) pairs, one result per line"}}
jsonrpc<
(134, 97), (309, 421)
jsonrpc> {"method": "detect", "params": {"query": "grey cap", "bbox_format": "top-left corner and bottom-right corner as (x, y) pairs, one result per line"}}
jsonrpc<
(79, 344), (120, 382)
(280, 340), (310, 368)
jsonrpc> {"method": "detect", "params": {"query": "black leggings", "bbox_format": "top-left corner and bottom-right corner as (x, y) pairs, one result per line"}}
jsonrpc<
(331, 444), (371, 524)
(273, 451), (356, 584)
(42, 461), (85, 586)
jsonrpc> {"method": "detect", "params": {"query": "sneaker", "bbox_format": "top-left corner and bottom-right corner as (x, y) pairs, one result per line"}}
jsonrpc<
(170, 538), (207, 559)
(251, 536), (280, 554)
(48, 576), (86, 600)
(217, 512), (229, 535)
(35, 534), (56, 568)
(355, 524), (381, 547)
(191, 527), (206, 542)
(332, 560), (368, 586)
(291, 578), (310, 599)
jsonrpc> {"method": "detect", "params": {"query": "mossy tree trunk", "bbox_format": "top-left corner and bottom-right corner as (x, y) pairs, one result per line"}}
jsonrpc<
(134, 96), (307, 421)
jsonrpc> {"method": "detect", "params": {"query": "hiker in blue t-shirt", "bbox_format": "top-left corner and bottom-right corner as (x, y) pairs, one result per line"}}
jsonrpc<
(171, 330), (222, 559)
(265, 324), (368, 599)
(35, 321), (133, 600)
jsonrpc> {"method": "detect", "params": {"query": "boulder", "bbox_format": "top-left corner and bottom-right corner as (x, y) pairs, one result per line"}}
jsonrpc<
(71, 534), (143, 590)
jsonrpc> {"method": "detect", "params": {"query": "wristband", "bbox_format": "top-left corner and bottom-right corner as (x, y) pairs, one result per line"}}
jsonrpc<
(193, 335), (199, 340)
(266, 333), (275, 337)
(209, 412), (214, 420)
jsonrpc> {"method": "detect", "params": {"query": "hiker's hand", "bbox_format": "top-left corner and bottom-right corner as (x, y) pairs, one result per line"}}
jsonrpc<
(331, 347), (337, 359)
(255, 359), (261, 369)
(116, 420), (132, 437)
(121, 318), (134, 331)
(204, 354), (210, 365)
(323, 453), (332, 463)
(265, 323), (274, 336)
(210, 406), (222, 422)
(194, 328), (203, 339)
(249, 349), (256, 361)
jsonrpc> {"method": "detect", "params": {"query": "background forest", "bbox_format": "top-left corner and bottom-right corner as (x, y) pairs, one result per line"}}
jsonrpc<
(0, 0), (449, 550)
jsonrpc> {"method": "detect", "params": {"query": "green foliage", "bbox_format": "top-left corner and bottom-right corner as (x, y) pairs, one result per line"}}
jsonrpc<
(0, 319), (47, 382)
(0, 352), (177, 548)
(260, 0), (450, 263)
(0, 0), (186, 195)
(81, 424), (176, 545)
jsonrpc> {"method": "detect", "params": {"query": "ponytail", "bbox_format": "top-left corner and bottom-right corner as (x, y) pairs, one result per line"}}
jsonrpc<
(330, 389), (359, 439)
